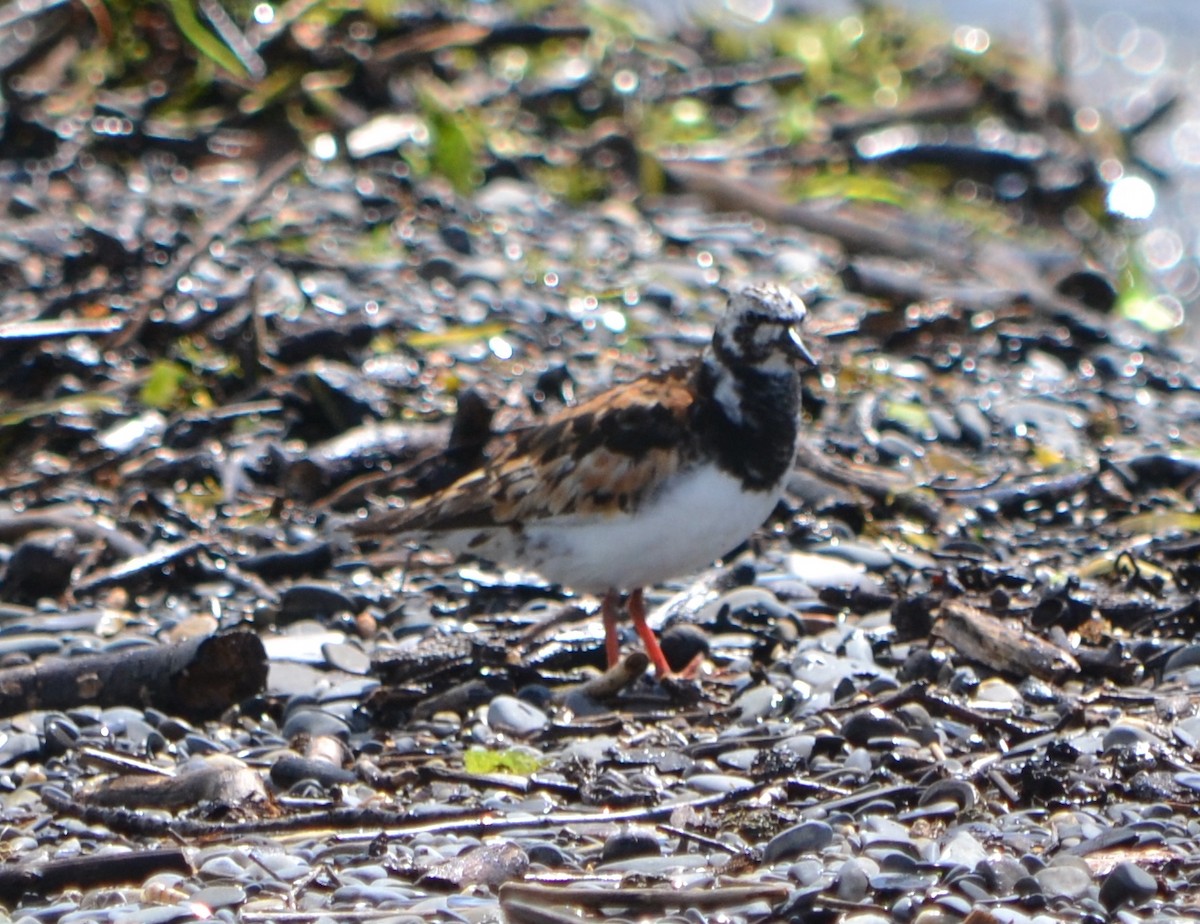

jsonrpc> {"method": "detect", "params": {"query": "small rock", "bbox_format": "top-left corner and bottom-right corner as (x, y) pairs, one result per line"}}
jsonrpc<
(487, 694), (548, 737)
(1033, 863), (1092, 900)
(763, 820), (834, 863)
(602, 827), (661, 863)
(659, 623), (709, 671)
(421, 842), (529, 889)
(1099, 861), (1157, 910)
(836, 859), (871, 901)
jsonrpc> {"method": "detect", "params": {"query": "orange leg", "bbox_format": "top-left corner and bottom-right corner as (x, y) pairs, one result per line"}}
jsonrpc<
(628, 588), (671, 678)
(601, 590), (621, 668)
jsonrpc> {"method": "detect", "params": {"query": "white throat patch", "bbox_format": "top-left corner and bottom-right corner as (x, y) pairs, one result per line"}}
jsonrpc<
(708, 361), (743, 423)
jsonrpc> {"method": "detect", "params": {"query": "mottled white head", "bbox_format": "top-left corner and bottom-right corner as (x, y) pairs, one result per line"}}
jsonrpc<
(710, 283), (816, 373)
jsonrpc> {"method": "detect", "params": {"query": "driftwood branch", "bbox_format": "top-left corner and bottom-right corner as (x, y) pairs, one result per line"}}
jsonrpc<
(0, 848), (189, 903)
(933, 600), (1080, 680)
(0, 630), (267, 721)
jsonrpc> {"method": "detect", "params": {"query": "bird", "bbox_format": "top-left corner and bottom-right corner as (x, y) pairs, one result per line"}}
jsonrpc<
(352, 283), (816, 677)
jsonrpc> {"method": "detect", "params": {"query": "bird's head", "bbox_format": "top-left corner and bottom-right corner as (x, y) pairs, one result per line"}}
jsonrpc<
(711, 282), (816, 373)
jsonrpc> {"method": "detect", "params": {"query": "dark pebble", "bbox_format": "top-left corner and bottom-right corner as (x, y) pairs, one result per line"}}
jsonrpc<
(979, 857), (1026, 895)
(239, 542), (334, 580)
(0, 635), (63, 659)
(948, 666), (980, 695)
(876, 431), (925, 461)
(1102, 725), (1154, 751)
(487, 694), (548, 737)
(955, 874), (992, 902)
(869, 872), (937, 892)
(763, 820), (834, 863)
(840, 711), (907, 746)
(526, 842), (574, 868)
(517, 684), (554, 710)
(809, 541), (894, 571)
(183, 733), (223, 756)
(836, 859), (871, 901)
(0, 732), (40, 766)
(42, 714), (80, 756)
(1099, 861), (1157, 910)
(932, 893), (971, 915)
(271, 754), (357, 789)
(917, 779), (977, 812)
(278, 584), (360, 622)
(955, 402), (990, 447)
(281, 707), (351, 741)
(1, 534), (79, 604)
(927, 407), (962, 442)
(321, 641), (372, 675)
(1033, 863), (1091, 899)
(601, 827), (661, 863)
(659, 623), (709, 671)
(439, 224), (472, 255)
(417, 255), (459, 283)
(873, 850), (919, 873)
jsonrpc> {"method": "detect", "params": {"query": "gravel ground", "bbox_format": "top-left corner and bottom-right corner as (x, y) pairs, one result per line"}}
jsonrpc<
(0, 3), (1198, 923)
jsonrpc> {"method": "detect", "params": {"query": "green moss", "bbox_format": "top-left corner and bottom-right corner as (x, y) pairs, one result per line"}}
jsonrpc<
(464, 746), (544, 775)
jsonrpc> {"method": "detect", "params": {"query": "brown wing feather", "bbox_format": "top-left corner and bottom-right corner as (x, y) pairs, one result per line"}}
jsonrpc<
(355, 363), (701, 535)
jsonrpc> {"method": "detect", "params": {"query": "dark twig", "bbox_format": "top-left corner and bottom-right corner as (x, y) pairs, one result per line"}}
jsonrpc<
(0, 848), (190, 903)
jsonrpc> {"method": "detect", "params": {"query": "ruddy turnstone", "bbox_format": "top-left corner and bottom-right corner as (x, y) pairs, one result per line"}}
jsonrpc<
(354, 283), (816, 676)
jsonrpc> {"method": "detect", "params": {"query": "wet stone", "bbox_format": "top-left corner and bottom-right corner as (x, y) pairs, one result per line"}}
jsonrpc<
(1, 534), (79, 604)
(190, 884), (247, 910)
(0, 732), (40, 766)
(526, 842), (574, 868)
(685, 772), (752, 793)
(1163, 644), (1200, 675)
(601, 827), (661, 863)
(763, 820), (834, 863)
(918, 779), (977, 813)
(937, 830), (987, 868)
(420, 843), (529, 889)
(841, 711), (907, 746)
(716, 746), (760, 773)
(836, 858), (872, 901)
(783, 858), (823, 887)
(271, 754), (357, 789)
(0, 629), (67, 662)
(321, 641), (372, 674)
(278, 584), (360, 623)
(1099, 861), (1157, 910)
(486, 695), (549, 738)
(1102, 724), (1157, 751)
(658, 623), (709, 671)
(876, 431), (925, 462)
(1033, 862), (1093, 900)
(41, 714), (81, 756)
(954, 402), (991, 447)
(734, 684), (787, 721)
(439, 224), (472, 255)
(281, 707), (351, 741)
(1173, 715), (1200, 748)
(809, 542), (894, 572)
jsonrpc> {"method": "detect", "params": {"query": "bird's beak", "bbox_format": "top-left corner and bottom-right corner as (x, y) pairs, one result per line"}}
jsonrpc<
(787, 325), (817, 368)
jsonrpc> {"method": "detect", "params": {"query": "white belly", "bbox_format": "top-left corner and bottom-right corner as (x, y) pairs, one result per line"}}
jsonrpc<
(444, 466), (782, 593)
